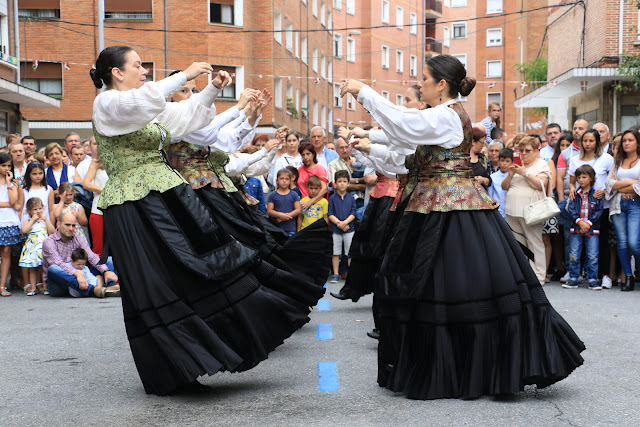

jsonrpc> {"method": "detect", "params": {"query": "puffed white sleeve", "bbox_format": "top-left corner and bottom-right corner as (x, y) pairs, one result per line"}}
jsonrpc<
(368, 144), (409, 176)
(93, 72), (189, 136)
(215, 112), (257, 152)
(243, 148), (278, 177)
(225, 149), (269, 176)
(357, 85), (463, 151)
(173, 106), (241, 146)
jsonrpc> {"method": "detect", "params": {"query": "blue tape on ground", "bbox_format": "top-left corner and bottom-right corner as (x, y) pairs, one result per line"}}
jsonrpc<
(317, 300), (330, 311)
(318, 362), (339, 392)
(316, 323), (333, 339)
(324, 283), (328, 288)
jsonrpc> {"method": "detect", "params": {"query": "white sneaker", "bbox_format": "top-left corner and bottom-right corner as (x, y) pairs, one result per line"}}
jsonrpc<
(560, 271), (570, 283)
(601, 275), (613, 289)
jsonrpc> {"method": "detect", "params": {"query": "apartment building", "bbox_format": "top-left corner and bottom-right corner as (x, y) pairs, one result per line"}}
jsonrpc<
(0, 1), (58, 145)
(331, 0), (425, 133)
(515, 1), (640, 132)
(15, 0), (332, 140)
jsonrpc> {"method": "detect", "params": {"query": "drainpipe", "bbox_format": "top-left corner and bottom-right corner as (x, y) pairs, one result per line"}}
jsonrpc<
(614, 0), (624, 134)
(13, 0), (19, 83)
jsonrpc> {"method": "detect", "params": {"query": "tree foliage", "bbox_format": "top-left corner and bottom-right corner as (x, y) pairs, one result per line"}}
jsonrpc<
(515, 57), (548, 90)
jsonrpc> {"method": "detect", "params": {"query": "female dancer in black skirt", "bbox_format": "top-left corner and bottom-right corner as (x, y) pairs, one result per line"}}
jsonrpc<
(341, 54), (585, 400)
(91, 46), (325, 396)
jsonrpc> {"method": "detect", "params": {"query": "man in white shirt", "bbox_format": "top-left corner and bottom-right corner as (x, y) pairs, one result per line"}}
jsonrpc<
(64, 132), (82, 164)
(328, 138), (366, 201)
(75, 136), (95, 181)
(309, 126), (339, 171)
(594, 122), (611, 153)
(21, 136), (37, 156)
(70, 145), (86, 168)
(539, 133), (555, 161)
(9, 142), (27, 185)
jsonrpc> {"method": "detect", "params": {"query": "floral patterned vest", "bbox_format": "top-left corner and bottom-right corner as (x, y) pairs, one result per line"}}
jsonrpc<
(94, 121), (186, 209)
(404, 102), (499, 213)
(206, 151), (238, 193)
(165, 142), (224, 191)
(369, 172), (400, 199)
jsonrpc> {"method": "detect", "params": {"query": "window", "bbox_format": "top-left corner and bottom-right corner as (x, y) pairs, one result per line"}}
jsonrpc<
(346, 37), (355, 62)
(295, 32), (300, 57)
(347, 93), (356, 110)
(381, 45), (389, 68)
(381, 91), (390, 100)
(285, 20), (293, 51)
(453, 54), (466, 68)
(321, 53), (326, 78)
(328, 61), (332, 82)
(286, 82), (294, 115)
(486, 60), (502, 78)
(274, 77), (283, 109)
(209, 0), (240, 25)
(452, 22), (466, 39)
(396, 50), (404, 73)
(346, 0), (355, 15)
(396, 94), (403, 106)
(313, 0), (318, 17)
(327, 10), (332, 32)
(0, 13), (9, 58)
(333, 34), (343, 58)
(410, 55), (417, 77)
(334, 0), (341, 10)
(451, 0), (467, 6)
(443, 0), (450, 6)
(486, 28), (502, 46)
(321, 2), (326, 26)
(382, 1), (389, 24)
(396, 7), (403, 29)
(19, 61), (63, 97)
(212, 65), (241, 98)
(487, 0), (503, 14)
(301, 37), (308, 63)
(334, 83), (343, 107)
(443, 27), (450, 48)
(487, 92), (502, 107)
(301, 92), (308, 119)
(410, 12), (417, 35)
(321, 105), (327, 130)
(142, 62), (155, 82)
(328, 108), (333, 131)
(274, 9), (282, 44)
(18, 0), (60, 19)
(313, 47), (318, 73)
(313, 100), (319, 125)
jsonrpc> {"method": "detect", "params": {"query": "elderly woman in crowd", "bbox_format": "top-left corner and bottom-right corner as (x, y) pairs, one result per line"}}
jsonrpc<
(470, 124), (491, 189)
(44, 142), (77, 202)
(297, 141), (328, 209)
(502, 135), (552, 285)
(487, 139), (504, 174)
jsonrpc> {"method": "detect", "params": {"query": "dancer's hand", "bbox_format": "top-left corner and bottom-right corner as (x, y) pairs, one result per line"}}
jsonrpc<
(350, 138), (371, 155)
(183, 62), (213, 81)
(256, 89), (273, 115)
(264, 139), (279, 152)
(349, 127), (368, 139)
(237, 88), (260, 110)
(340, 79), (365, 97)
(212, 70), (233, 89)
(337, 126), (351, 141)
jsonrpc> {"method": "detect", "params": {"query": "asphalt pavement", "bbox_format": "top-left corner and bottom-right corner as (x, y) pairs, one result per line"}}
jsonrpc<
(1, 279), (639, 426)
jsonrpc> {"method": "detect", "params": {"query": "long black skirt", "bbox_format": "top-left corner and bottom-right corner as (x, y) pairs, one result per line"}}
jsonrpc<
(196, 185), (332, 287)
(343, 196), (397, 299)
(377, 208), (585, 400)
(103, 184), (325, 396)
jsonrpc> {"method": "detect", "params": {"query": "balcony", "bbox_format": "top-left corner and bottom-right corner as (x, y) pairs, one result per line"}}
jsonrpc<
(426, 40), (443, 55)
(426, 0), (443, 19)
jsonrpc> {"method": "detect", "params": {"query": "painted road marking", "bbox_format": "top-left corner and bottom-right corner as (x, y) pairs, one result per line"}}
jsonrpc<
(316, 323), (333, 339)
(318, 362), (339, 392)
(317, 300), (330, 311)
(324, 283), (328, 288)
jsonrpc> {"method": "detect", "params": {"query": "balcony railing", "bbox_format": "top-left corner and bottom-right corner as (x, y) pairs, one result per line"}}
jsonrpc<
(426, 0), (443, 17)
(426, 40), (443, 55)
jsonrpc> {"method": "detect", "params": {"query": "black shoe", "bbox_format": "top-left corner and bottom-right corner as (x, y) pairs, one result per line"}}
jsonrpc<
(621, 276), (635, 292)
(367, 329), (380, 340)
(550, 270), (566, 281)
(330, 289), (360, 302)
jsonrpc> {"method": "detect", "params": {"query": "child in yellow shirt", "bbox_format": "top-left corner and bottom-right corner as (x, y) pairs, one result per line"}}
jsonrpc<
(297, 175), (329, 231)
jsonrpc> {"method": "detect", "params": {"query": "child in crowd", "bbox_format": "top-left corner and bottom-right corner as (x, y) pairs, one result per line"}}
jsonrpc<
(53, 182), (89, 239)
(66, 248), (102, 297)
(563, 165), (604, 290)
(488, 148), (513, 218)
(267, 169), (301, 236)
(328, 170), (357, 283)
(19, 197), (55, 295)
(0, 152), (22, 297)
(298, 175), (329, 231)
(22, 161), (54, 224)
(286, 165), (302, 198)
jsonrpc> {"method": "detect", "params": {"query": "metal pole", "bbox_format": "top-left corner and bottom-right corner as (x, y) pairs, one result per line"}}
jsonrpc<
(13, 0), (19, 83)
(164, 0), (169, 77)
(98, 0), (104, 53)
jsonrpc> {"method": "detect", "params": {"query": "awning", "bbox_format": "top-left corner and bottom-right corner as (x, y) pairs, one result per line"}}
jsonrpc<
(0, 78), (60, 108)
(28, 121), (92, 129)
(514, 67), (632, 108)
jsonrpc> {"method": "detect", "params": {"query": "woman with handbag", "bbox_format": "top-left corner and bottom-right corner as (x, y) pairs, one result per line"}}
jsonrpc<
(502, 135), (552, 285)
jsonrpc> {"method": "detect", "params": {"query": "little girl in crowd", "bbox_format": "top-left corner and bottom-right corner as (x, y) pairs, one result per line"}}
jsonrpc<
(0, 152), (23, 297)
(19, 197), (55, 295)
(285, 165), (302, 198)
(22, 161), (54, 223)
(53, 182), (88, 239)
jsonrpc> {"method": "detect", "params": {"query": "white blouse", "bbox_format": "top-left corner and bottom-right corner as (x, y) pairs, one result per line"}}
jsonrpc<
(172, 105), (240, 147)
(226, 148), (278, 177)
(92, 72), (219, 139)
(357, 85), (464, 152)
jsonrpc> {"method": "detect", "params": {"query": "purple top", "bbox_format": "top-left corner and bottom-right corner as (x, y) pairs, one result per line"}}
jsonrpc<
(42, 231), (108, 280)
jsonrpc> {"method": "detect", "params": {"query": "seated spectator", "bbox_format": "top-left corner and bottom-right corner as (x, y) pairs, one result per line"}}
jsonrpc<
(563, 165), (603, 290)
(298, 175), (329, 231)
(67, 248), (102, 294)
(43, 212), (118, 298)
(267, 169), (301, 236)
(488, 148), (513, 218)
(328, 170), (356, 283)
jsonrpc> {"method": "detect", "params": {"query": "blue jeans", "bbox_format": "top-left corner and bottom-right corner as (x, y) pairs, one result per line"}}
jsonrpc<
(568, 233), (598, 282)
(47, 257), (114, 297)
(611, 199), (640, 276)
(557, 199), (571, 269)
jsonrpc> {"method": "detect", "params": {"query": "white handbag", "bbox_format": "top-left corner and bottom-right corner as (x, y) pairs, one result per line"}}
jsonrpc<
(524, 178), (560, 225)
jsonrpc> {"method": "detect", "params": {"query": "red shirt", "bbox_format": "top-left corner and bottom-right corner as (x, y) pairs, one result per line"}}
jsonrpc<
(297, 164), (328, 198)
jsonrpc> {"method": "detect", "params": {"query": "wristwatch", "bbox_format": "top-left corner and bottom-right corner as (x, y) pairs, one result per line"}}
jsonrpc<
(525, 172), (530, 178)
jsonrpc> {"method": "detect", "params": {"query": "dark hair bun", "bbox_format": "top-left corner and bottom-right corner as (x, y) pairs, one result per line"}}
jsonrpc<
(90, 68), (103, 89)
(459, 77), (476, 97)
